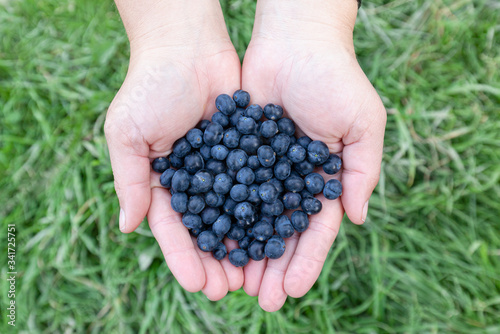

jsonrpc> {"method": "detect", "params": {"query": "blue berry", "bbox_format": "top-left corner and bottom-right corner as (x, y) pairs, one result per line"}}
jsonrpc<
(184, 152), (204, 174)
(236, 116), (258, 135)
(253, 220), (274, 241)
(186, 128), (204, 148)
(152, 157), (170, 173)
(173, 137), (191, 158)
(254, 167), (273, 184)
(233, 90), (251, 108)
(260, 120), (278, 138)
(301, 197), (322, 215)
(160, 168), (176, 188)
(171, 192), (188, 213)
(168, 153), (183, 169)
(212, 243), (227, 260)
(226, 149), (248, 171)
(182, 212), (203, 230)
(275, 215), (295, 238)
(268, 178), (284, 195)
(203, 122), (224, 146)
(211, 144), (229, 161)
(294, 160), (315, 176)
(291, 210), (309, 232)
(270, 133), (291, 156)
(263, 104), (284, 121)
(297, 136), (312, 149)
(191, 170), (214, 193)
(228, 249), (249, 267)
(211, 112), (229, 128)
(247, 184), (262, 206)
(283, 192), (301, 210)
(227, 225), (246, 241)
(204, 190), (223, 207)
(223, 198), (238, 216)
(245, 104), (263, 121)
(197, 230), (218, 252)
(304, 173), (325, 194)
(236, 219), (253, 229)
(307, 140), (330, 165)
(199, 144), (212, 160)
(188, 224), (207, 238)
(239, 135), (261, 155)
(287, 144), (307, 163)
(189, 226), (205, 237)
(171, 169), (190, 192)
(274, 159), (291, 180)
(247, 155), (261, 169)
(223, 127), (241, 148)
(261, 199), (284, 217)
(323, 154), (342, 175)
(234, 201), (255, 222)
(230, 108), (245, 127)
(236, 167), (255, 185)
(259, 215), (275, 226)
(248, 240), (266, 261)
(212, 214), (232, 236)
(200, 207), (220, 225)
(230, 184), (250, 202)
(188, 195), (205, 214)
(259, 182), (279, 204)
(213, 173), (233, 194)
(284, 174), (304, 193)
(246, 227), (255, 238)
(257, 145), (276, 167)
(323, 179), (342, 200)
(205, 159), (227, 175)
(238, 236), (252, 250)
(300, 189), (314, 199)
(198, 119), (211, 131)
(277, 118), (295, 136)
(265, 235), (286, 259)
(216, 94), (236, 116)
(227, 168), (238, 181)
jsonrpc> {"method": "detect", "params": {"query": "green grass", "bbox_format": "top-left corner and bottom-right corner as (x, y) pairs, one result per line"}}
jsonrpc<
(1, 0), (499, 332)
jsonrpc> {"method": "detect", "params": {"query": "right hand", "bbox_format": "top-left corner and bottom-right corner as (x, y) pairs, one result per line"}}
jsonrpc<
(104, 1), (243, 300)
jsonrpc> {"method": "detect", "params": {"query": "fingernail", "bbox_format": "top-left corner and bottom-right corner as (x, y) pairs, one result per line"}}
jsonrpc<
(362, 201), (369, 223)
(119, 208), (126, 231)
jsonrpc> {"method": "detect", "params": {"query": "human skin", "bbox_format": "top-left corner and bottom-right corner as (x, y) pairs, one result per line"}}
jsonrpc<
(105, 0), (386, 311)
(240, 0), (386, 311)
(105, 0), (245, 300)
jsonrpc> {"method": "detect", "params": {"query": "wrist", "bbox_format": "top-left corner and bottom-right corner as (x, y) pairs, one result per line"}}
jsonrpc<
(115, 0), (232, 59)
(252, 0), (357, 49)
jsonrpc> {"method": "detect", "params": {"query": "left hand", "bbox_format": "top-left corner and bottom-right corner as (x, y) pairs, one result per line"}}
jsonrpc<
(240, 0), (387, 311)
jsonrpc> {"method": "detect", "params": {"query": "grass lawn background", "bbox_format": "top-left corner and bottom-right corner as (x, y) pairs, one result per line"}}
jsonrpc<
(1, 0), (499, 332)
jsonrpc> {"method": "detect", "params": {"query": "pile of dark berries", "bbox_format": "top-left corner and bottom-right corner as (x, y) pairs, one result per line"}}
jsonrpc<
(151, 90), (342, 267)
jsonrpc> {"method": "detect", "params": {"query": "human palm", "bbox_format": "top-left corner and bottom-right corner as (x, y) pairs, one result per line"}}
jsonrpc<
(105, 44), (245, 300)
(241, 37), (387, 311)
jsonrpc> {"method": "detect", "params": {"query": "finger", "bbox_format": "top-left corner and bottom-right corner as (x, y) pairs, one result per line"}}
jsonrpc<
(243, 257), (268, 297)
(219, 239), (244, 291)
(104, 107), (151, 233)
(194, 239), (229, 301)
(341, 104), (386, 224)
(284, 195), (343, 298)
(258, 233), (300, 312)
(148, 187), (206, 293)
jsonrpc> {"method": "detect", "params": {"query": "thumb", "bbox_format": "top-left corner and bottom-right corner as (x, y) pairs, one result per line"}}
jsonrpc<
(341, 107), (386, 225)
(104, 105), (151, 233)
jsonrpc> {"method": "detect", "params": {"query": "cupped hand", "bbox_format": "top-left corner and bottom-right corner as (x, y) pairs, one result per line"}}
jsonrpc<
(104, 30), (244, 299)
(241, 4), (387, 311)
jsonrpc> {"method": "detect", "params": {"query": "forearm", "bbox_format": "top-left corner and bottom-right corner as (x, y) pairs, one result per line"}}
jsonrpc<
(253, 0), (358, 47)
(114, 0), (230, 57)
